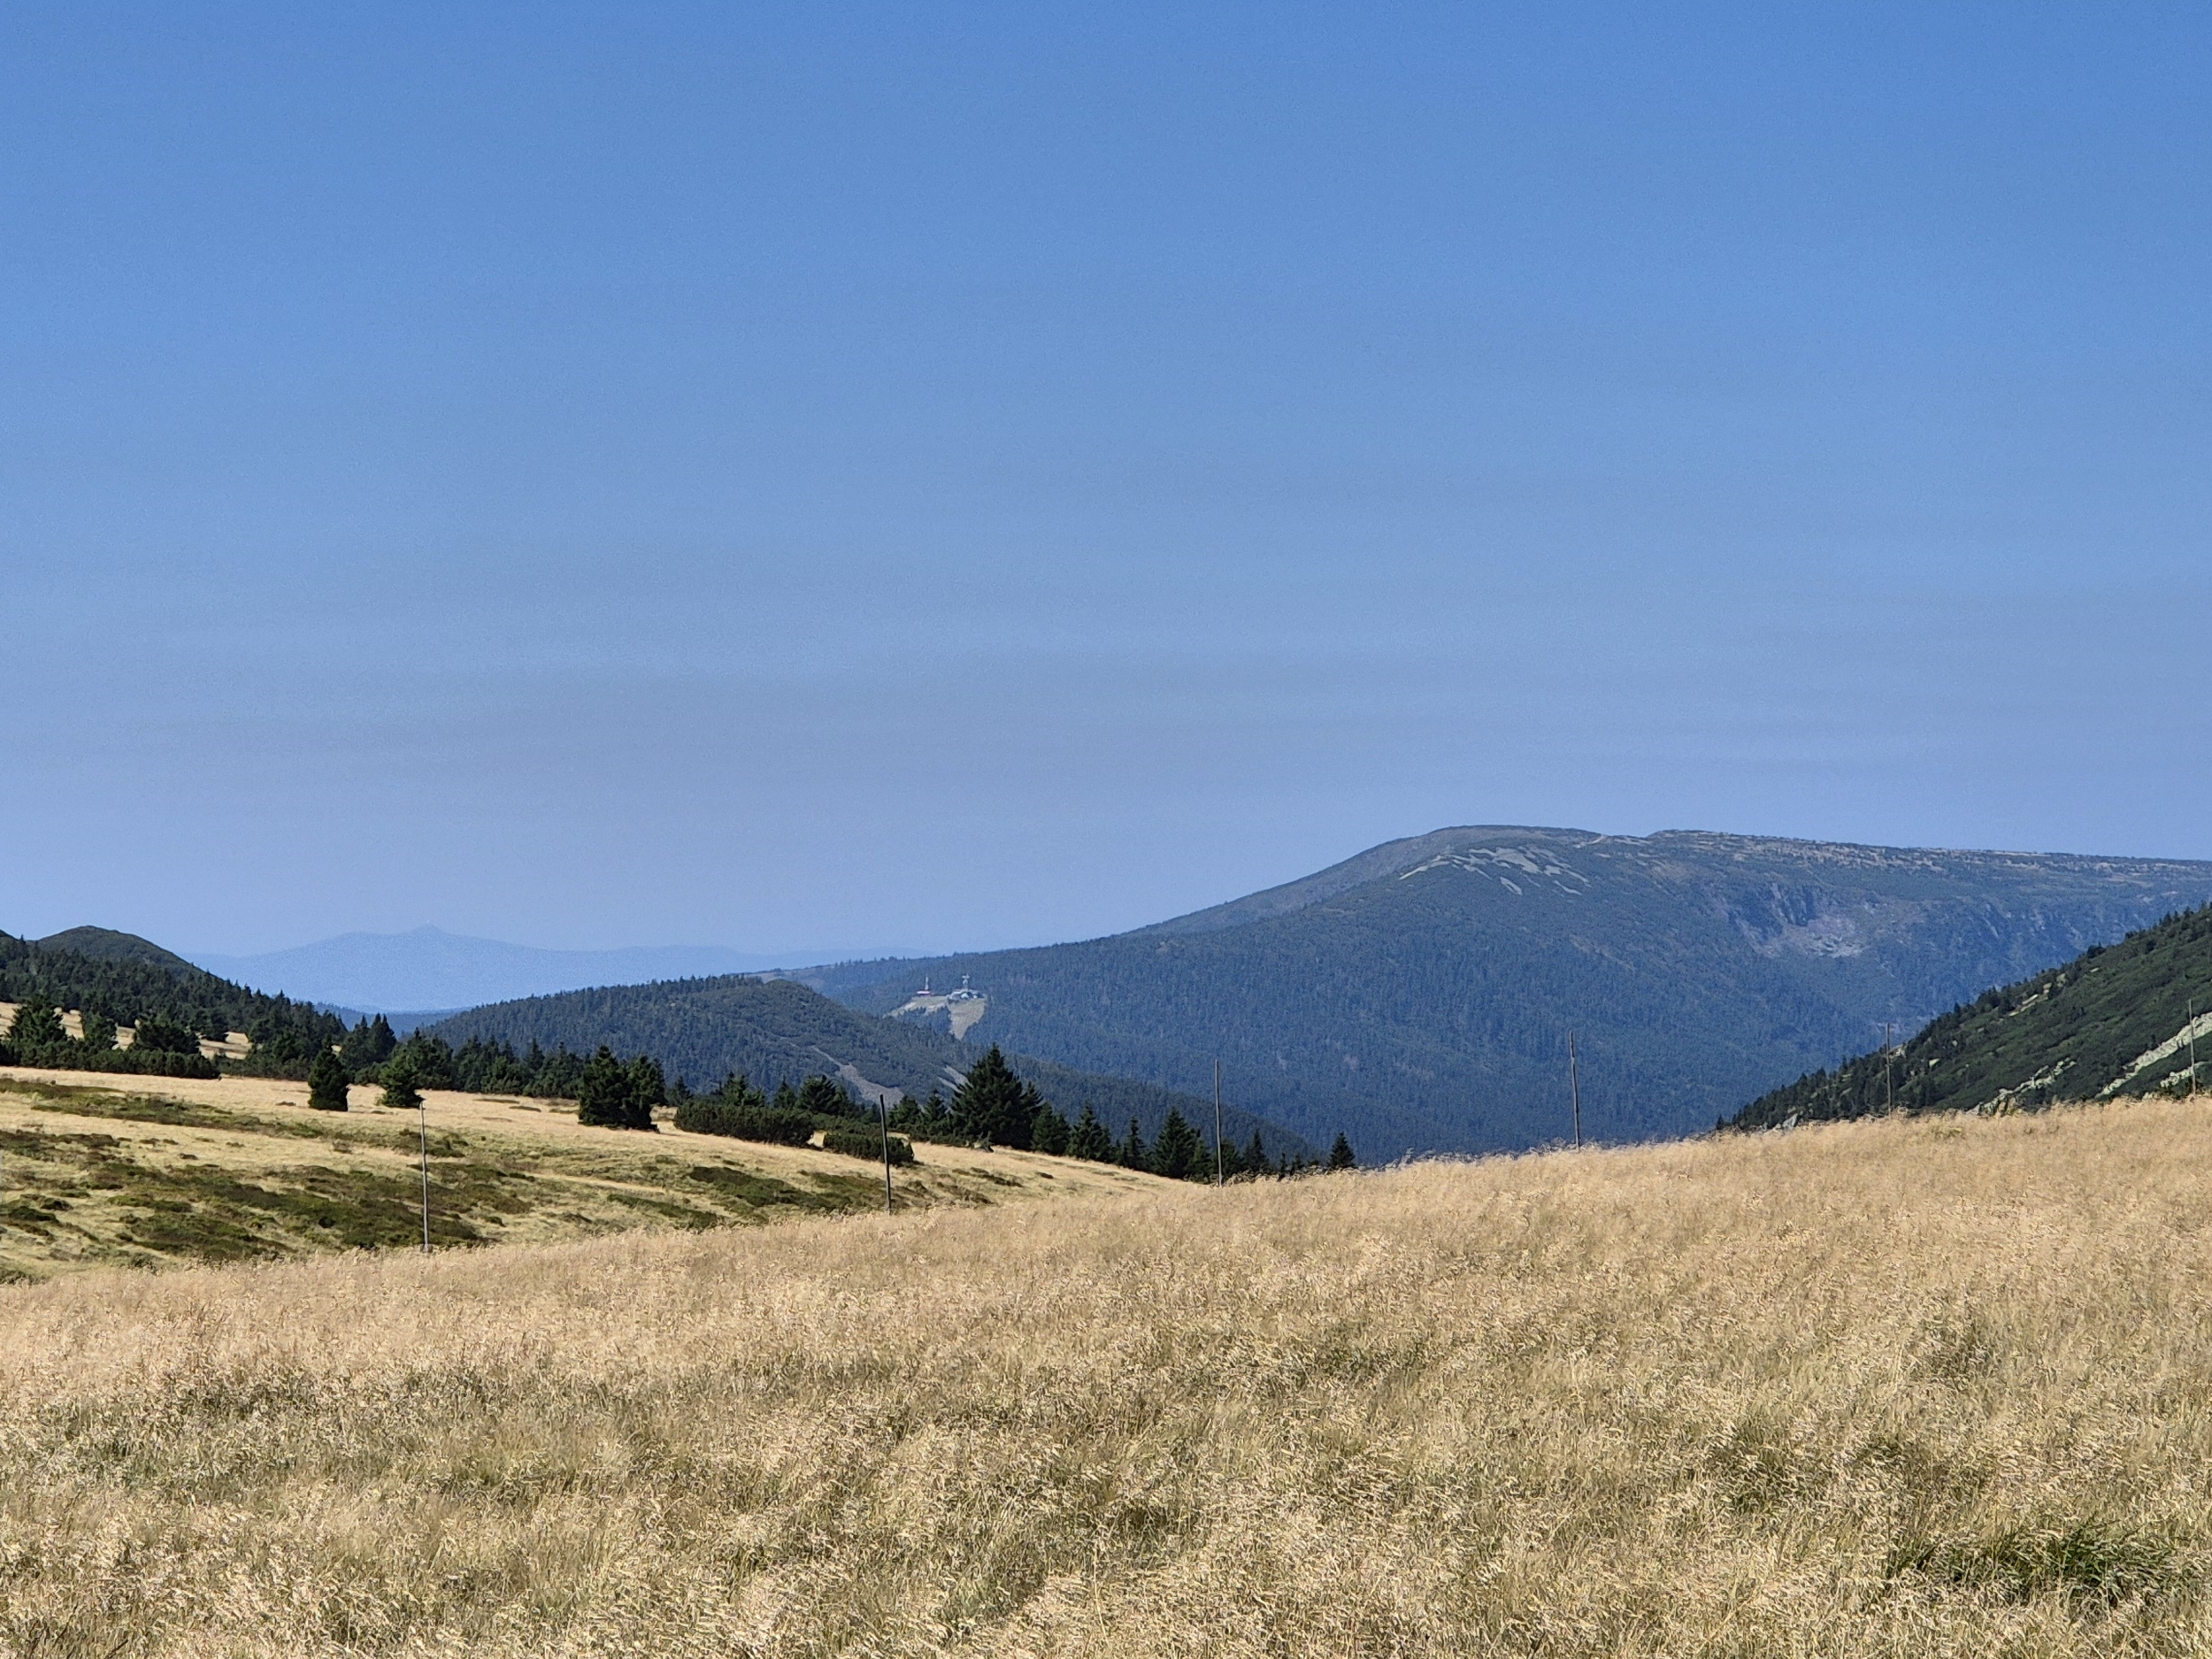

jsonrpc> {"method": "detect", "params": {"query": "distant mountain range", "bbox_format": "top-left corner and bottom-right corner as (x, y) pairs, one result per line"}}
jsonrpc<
(793, 827), (2212, 1156)
(188, 926), (808, 1014)
(1732, 902), (2212, 1127)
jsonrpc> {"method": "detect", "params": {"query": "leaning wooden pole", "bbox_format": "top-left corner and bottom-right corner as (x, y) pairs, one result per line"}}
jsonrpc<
(1569, 1031), (1581, 1149)
(1213, 1059), (1226, 1185)
(419, 1094), (431, 1254)
(877, 1090), (895, 1212)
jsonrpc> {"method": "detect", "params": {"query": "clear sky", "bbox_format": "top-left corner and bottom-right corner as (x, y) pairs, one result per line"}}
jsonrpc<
(5, 3), (2208, 958)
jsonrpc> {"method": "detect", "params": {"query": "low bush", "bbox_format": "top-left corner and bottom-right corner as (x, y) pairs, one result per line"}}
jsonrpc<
(673, 1097), (818, 1146)
(821, 1125), (914, 1165)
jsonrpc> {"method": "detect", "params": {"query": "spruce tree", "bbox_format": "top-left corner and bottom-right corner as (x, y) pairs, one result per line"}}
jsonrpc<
(78, 1009), (117, 1052)
(1152, 1107), (1203, 1181)
(1121, 1117), (1147, 1170)
(380, 1051), (424, 1110)
(7, 1001), (65, 1056)
(1328, 1132), (1356, 1171)
(1068, 1103), (1112, 1162)
(1032, 1101), (1071, 1156)
(1244, 1129), (1269, 1177)
(953, 1046), (1035, 1148)
(624, 1054), (667, 1130)
(770, 1079), (800, 1114)
(576, 1046), (629, 1127)
(308, 1047), (350, 1111)
(796, 1074), (851, 1118)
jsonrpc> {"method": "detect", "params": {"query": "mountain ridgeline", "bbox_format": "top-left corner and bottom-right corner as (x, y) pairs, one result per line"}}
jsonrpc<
(795, 828), (2212, 1156)
(420, 977), (1315, 1161)
(1732, 902), (2212, 1129)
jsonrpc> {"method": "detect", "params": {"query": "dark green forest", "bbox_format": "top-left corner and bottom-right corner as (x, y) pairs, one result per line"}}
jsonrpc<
(1731, 903), (2212, 1129)
(799, 829), (2212, 1155)
(0, 928), (343, 1078)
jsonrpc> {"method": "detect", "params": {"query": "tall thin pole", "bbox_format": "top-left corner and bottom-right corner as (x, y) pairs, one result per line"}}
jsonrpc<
(877, 1089), (895, 1212)
(1213, 1058), (1225, 1186)
(419, 1094), (431, 1254)
(1568, 1031), (1581, 1148)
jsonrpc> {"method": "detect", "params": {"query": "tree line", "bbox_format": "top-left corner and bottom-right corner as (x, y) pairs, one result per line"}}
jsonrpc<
(680, 1044), (1354, 1182)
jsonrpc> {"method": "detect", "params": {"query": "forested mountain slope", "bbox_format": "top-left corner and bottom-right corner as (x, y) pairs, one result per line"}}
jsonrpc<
(422, 977), (1312, 1158)
(798, 828), (2212, 1156)
(1732, 902), (2212, 1128)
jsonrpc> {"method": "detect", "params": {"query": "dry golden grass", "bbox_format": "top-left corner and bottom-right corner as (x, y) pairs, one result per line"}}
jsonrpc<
(6, 1094), (2212, 1655)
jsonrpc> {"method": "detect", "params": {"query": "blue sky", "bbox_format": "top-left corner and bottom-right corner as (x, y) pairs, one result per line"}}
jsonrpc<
(4, 3), (2208, 957)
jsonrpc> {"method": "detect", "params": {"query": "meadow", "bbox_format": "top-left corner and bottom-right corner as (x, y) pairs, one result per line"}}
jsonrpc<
(4, 1089), (2211, 1655)
(0, 1067), (1152, 1279)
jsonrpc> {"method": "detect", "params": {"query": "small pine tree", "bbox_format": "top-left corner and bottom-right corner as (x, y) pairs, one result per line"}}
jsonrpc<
(308, 1047), (350, 1112)
(7, 1001), (65, 1054)
(770, 1079), (801, 1114)
(624, 1054), (666, 1130)
(380, 1051), (423, 1110)
(1152, 1108), (1204, 1181)
(1121, 1117), (1147, 1170)
(1068, 1103), (1112, 1162)
(954, 1046), (1034, 1148)
(78, 1009), (117, 1052)
(1032, 1101), (1071, 1156)
(1327, 1132), (1356, 1171)
(576, 1046), (629, 1127)
(1243, 1129), (1269, 1177)
(796, 1074), (851, 1118)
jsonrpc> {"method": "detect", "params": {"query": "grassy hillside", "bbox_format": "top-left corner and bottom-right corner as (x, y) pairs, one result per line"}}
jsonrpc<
(423, 975), (1315, 1158)
(5, 1093), (2211, 1654)
(1733, 902), (2212, 1129)
(803, 827), (2212, 1156)
(0, 1066), (1157, 1280)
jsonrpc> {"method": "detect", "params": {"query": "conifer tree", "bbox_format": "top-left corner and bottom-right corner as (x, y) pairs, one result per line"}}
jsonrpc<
(953, 1046), (1035, 1148)
(1068, 1103), (1112, 1162)
(380, 1050), (423, 1110)
(78, 1010), (117, 1051)
(7, 1001), (64, 1055)
(1244, 1129), (1269, 1177)
(1328, 1132), (1357, 1171)
(624, 1054), (667, 1130)
(796, 1074), (851, 1118)
(576, 1046), (629, 1127)
(308, 1047), (350, 1111)
(1032, 1101), (1071, 1156)
(1152, 1107), (1203, 1181)
(1121, 1117), (1147, 1170)
(771, 1079), (800, 1114)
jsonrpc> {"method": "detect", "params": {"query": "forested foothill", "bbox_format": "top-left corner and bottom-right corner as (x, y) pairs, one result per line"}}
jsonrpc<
(674, 1044), (1339, 1183)
(0, 928), (341, 1079)
(424, 974), (1314, 1163)
(1731, 902), (2212, 1129)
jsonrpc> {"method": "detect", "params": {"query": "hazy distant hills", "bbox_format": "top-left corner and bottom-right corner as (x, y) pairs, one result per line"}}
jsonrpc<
(188, 926), (803, 1014)
(422, 979), (1314, 1160)
(1734, 902), (2212, 1128)
(797, 827), (2212, 1156)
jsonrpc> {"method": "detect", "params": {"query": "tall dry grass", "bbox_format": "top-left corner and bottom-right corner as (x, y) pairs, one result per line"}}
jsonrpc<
(4, 1095), (2212, 1655)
